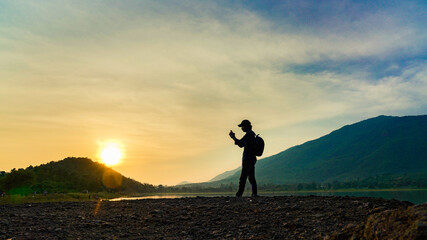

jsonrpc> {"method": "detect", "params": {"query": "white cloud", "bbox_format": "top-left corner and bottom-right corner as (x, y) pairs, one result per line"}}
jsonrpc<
(0, 0), (426, 184)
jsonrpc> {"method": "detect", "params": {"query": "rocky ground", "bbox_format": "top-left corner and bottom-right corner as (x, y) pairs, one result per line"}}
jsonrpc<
(1, 195), (425, 239)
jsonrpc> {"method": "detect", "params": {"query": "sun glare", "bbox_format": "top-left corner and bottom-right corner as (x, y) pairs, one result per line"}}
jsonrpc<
(99, 142), (123, 166)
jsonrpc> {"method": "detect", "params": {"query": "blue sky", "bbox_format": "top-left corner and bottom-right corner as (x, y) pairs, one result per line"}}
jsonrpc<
(0, 0), (426, 184)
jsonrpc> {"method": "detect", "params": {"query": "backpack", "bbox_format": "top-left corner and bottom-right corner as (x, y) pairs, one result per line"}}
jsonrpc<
(254, 134), (265, 157)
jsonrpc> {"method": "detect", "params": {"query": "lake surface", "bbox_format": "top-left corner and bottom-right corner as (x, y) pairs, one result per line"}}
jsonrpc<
(110, 189), (427, 204)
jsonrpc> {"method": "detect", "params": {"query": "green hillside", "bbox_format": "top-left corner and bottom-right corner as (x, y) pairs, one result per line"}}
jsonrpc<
(0, 157), (155, 195)
(216, 115), (427, 185)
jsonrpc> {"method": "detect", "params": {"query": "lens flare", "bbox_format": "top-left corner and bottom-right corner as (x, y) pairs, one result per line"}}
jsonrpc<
(102, 169), (123, 189)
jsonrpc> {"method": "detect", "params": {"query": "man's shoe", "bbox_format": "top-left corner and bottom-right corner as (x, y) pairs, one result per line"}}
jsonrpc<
(235, 193), (242, 197)
(251, 194), (259, 197)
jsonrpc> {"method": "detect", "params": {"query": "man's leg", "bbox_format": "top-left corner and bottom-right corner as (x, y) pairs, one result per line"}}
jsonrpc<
(236, 165), (249, 197)
(248, 163), (257, 196)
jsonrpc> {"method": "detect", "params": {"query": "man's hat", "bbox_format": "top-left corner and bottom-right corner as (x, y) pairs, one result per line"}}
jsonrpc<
(238, 119), (251, 127)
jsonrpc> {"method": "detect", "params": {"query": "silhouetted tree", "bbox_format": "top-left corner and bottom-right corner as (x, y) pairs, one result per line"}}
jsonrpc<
(2, 169), (36, 191)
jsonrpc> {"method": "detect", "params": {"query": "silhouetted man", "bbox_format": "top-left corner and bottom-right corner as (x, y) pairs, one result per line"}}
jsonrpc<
(229, 119), (258, 197)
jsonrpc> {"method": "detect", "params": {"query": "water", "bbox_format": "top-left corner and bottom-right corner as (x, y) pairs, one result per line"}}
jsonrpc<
(109, 189), (427, 204)
(109, 195), (184, 201)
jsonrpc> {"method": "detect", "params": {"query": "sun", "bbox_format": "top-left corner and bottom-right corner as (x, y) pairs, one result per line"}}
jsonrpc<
(99, 142), (123, 166)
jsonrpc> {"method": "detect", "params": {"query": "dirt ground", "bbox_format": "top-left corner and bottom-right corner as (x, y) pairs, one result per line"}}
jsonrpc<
(0, 195), (414, 239)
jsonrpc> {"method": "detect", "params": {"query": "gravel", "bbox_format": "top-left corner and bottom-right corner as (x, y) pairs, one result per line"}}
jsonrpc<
(0, 195), (414, 239)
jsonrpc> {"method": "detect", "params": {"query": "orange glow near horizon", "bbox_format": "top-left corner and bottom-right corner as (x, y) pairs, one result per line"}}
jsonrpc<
(2, 1), (425, 186)
(99, 142), (123, 166)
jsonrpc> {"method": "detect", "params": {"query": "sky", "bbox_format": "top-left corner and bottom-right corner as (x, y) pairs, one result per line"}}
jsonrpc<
(1, 0), (426, 185)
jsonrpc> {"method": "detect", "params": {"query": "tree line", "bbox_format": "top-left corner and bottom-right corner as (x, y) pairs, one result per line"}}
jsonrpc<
(160, 174), (427, 193)
(0, 157), (157, 195)
(1, 158), (425, 196)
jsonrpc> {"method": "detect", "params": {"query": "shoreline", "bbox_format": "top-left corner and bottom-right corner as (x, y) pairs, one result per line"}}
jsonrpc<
(152, 188), (427, 195)
(1, 188), (426, 205)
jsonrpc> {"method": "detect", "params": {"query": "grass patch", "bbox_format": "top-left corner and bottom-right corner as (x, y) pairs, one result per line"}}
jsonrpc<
(257, 188), (427, 194)
(2, 188), (425, 204)
(0, 192), (122, 205)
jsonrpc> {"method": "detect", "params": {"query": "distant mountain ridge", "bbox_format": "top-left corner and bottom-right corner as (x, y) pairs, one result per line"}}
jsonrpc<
(208, 168), (241, 182)
(211, 115), (427, 185)
(176, 181), (192, 185)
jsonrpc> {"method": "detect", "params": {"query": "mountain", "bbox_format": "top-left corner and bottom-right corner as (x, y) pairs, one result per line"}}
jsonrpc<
(208, 168), (241, 182)
(176, 181), (192, 185)
(212, 115), (427, 185)
(174, 169), (241, 187)
(0, 157), (155, 194)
